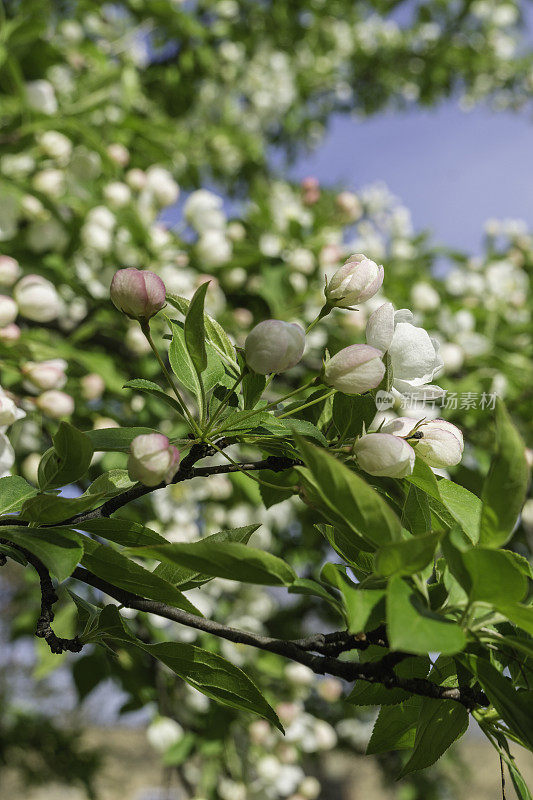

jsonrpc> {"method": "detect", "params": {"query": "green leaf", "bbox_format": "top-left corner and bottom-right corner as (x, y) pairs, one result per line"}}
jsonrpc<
(288, 578), (344, 617)
(123, 379), (185, 416)
(366, 698), (421, 754)
(438, 479), (481, 543)
(126, 541), (296, 586)
(402, 484), (431, 536)
(405, 457), (440, 501)
(398, 697), (468, 777)
(0, 475), (38, 516)
(295, 437), (402, 548)
(479, 400), (529, 547)
(387, 577), (467, 655)
(81, 539), (202, 616)
(152, 525), (259, 589)
(242, 369), (266, 410)
(19, 493), (101, 524)
(89, 605), (282, 730)
(375, 532), (440, 577)
(166, 294), (237, 363)
(86, 426), (158, 453)
(460, 548), (528, 605)
(85, 469), (135, 498)
(497, 603), (533, 637)
(168, 320), (224, 411)
(462, 654), (533, 751)
(38, 422), (94, 491)
(348, 656), (430, 706)
(72, 518), (167, 548)
(323, 565), (385, 632)
(332, 392), (376, 440)
(0, 526), (83, 581)
(184, 281), (209, 374)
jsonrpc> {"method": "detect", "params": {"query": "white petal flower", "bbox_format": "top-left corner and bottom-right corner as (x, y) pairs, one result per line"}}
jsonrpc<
(0, 432), (15, 477)
(382, 417), (464, 468)
(354, 432), (415, 477)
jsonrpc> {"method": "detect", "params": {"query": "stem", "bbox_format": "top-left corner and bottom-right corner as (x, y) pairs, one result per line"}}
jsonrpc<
(206, 438), (297, 490)
(306, 303), (333, 334)
(140, 321), (202, 437)
(277, 389), (335, 419)
(204, 369), (246, 435)
(211, 378), (319, 436)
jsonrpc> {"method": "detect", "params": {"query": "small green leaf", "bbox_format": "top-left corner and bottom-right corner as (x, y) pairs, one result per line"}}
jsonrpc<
(123, 379), (184, 416)
(0, 475), (38, 516)
(402, 484), (431, 536)
(184, 281), (209, 374)
(86, 426), (158, 453)
(479, 400), (529, 547)
(366, 698), (421, 754)
(38, 422), (94, 490)
(72, 518), (167, 548)
(398, 697), (468, 777)
(332, 392), (376, 440)
(438, 479), (481, 543)
(0, 526), (83, 581)
(387, 577), (467, 655)
(127, 541), (296, 586)
(376, 532), (440, 578)
(166, 294), (237, 363)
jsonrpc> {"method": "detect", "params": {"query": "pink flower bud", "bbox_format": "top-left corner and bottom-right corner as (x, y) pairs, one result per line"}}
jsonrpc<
(0, 295), (18, 327)
(325, 254), (384, 308)
(354, 432), (415, 478)
(36, 390), (74, 418)
(128, 434), (180, 487)
(81, 373), (105, 401)
(323, 344), (385, 394)
(110, 268), (166, 320)
(107, 143), (130, 166)
(0, 256), (21, 286)
(22, 359), (67, 391)
(14, 274), (61, 322)
(244, 320), (305, 374)
(0, 323), (20, 343)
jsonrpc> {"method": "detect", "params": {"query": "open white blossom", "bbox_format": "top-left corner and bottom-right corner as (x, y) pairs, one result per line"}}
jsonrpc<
(366, 302), (444, 398)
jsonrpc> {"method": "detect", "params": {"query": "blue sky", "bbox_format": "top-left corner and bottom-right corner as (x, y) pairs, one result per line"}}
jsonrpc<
(289, 102), (533, 252)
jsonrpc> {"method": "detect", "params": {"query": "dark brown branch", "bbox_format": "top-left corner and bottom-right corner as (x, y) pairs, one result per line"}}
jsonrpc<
(0, 538), (82, 655)
(71, 566), (488, 710)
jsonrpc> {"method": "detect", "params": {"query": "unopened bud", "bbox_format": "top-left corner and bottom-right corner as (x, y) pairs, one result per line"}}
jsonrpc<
(36, 390), (74, 418)
(22, 359), (67, 391)
(81, 373), (105, 401)
(128, 434), (180, 487)
(325, 253), (384, 308)
(110, 268), (166, 320)
(14, 274), (61, 322)
(0, 256), (21, 286)
(323, 344), (384, 394)
(0, 295), (18, 327)
(244, 320), (305, 375)
(354, 432), (415, 478)
(0, 323), (20, 342)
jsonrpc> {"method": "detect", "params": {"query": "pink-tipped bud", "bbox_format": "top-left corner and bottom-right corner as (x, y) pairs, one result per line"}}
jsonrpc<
(81, 373), (106, 401)
(325, 253), (384, 308)
(244, 320), (305, 375)
(110, 268), (166, 321)
(323, 344), (385, 394)
(128, 434), (180, 487)
(0, 323), (20, 343)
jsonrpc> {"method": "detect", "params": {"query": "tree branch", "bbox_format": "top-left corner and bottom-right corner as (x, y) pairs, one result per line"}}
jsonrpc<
(71, 566), (489, 710)
(0, 538), (82, 654)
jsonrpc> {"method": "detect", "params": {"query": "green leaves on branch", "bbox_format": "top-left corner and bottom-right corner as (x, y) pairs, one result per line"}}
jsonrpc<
(295, 437), (402, 549)
(0, 475), (37, 516)
(83, 605), (282, 731)
(127, 540), (296, 586)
